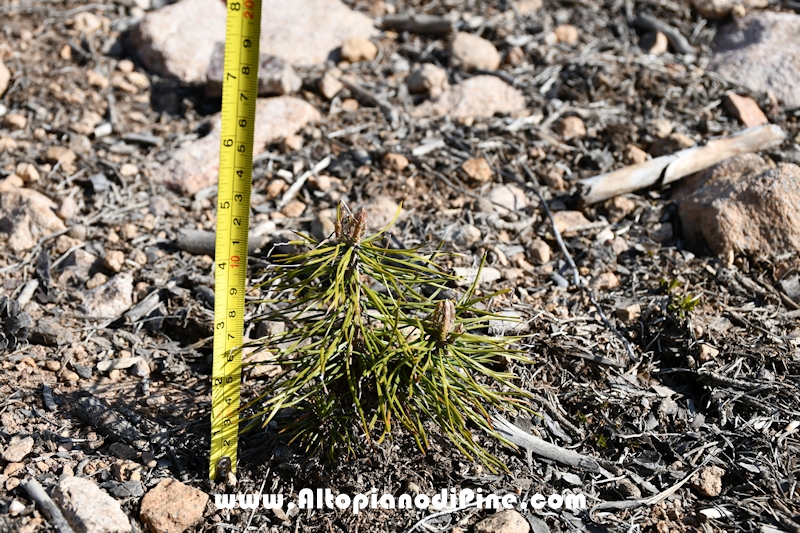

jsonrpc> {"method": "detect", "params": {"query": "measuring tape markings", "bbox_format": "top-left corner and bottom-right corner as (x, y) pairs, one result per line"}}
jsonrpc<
(210, 0), (262, 481)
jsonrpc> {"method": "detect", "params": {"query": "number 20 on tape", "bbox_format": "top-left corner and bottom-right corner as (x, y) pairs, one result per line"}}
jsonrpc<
(210, 0), (262, 482)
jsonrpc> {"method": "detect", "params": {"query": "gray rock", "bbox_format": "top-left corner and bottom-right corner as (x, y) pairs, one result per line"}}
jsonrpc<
(616, 478), (642, 499)
(692, 0), (734, 20)
(30, 317), (76, 346)
(453, 266), (502, 287)
(560, 472), (583, 486)
(451, 224), (482, 248)
(780, 274), (800, 303)
(528, 515), (550, 533)
(8, 499), (25, 515)
(312, 214), (336, 241)
(110, 480), (144, 499)
(53, 476), (132, 533)
(489, 311), (526, 334)
(72, 363), (93, 379)
(108, 443), (138, 461)
(709, 12), (800, 107)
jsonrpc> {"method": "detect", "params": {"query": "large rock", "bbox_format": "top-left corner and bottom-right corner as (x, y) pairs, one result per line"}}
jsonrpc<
(53, 477), (132, 533)
(154, 97), (320, 196)
(205, 43), (301, 98)
(140, 478), (208, 533)
(406, 63), (448, 97)
(131, 0), (377, 82)
(131, 0), (224, 83)
(709, 12), (800, 107)
(0, 188), (67, 252)
(411, 75), (525, 120)
(677, 154), (800, 256)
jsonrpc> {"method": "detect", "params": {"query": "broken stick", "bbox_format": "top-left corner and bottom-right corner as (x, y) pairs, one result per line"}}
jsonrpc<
(578, 124), (786, 205)
(23, 478), (76, 533)
(492, 415), (601, 473)
(380, 14), (453, 34)
(176, 229), (268, 257)
(74, 395), (149, 450)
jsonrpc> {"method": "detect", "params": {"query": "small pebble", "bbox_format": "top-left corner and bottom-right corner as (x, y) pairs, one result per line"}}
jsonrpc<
(341, 98), (359, 112)
(623, 144), (648, 165)
(529, 238), (551, 265)
(117, 59), (135, 73)
(281, 200), (306, 218)
(86, 273), (109, 290)
(382, 153), (409, 172)
(282, 134), (303, 152)
(319, 71), (343, 99)
(4, 113), (28, 130)
(340, 37), (378, 63)
(58, 196), (79, 220)
(16, 162), (40, 183)
(461, 157), (493, 184)
(615, 302), (641, 322)
(555, 116), (586, 140)
(8, 500), (26, 516)
(104, 250), (125, 273)
(119, 163), (139, 177)
(724, 92), (768, 127)
(553, 24), (579, 45)
(452, 224), (482, 248)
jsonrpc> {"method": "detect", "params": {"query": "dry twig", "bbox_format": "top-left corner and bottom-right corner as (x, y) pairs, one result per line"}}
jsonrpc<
(578, 125), (786, 205)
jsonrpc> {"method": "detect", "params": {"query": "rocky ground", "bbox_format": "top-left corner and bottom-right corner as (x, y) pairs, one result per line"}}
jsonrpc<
(1, 0), (800, 532)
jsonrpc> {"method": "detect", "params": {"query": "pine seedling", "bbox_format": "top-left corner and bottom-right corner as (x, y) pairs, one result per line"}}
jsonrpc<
(240, 203), (532, 470)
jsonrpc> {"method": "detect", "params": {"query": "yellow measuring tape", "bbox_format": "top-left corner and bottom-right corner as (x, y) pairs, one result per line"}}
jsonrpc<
(210, 0), (262, 481)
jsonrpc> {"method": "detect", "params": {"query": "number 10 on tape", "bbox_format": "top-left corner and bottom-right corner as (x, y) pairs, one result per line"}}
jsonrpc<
(210, 0), (262, 481)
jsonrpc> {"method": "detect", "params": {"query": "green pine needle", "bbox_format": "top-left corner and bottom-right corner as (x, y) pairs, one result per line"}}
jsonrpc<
(241, 204), (534, 471)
